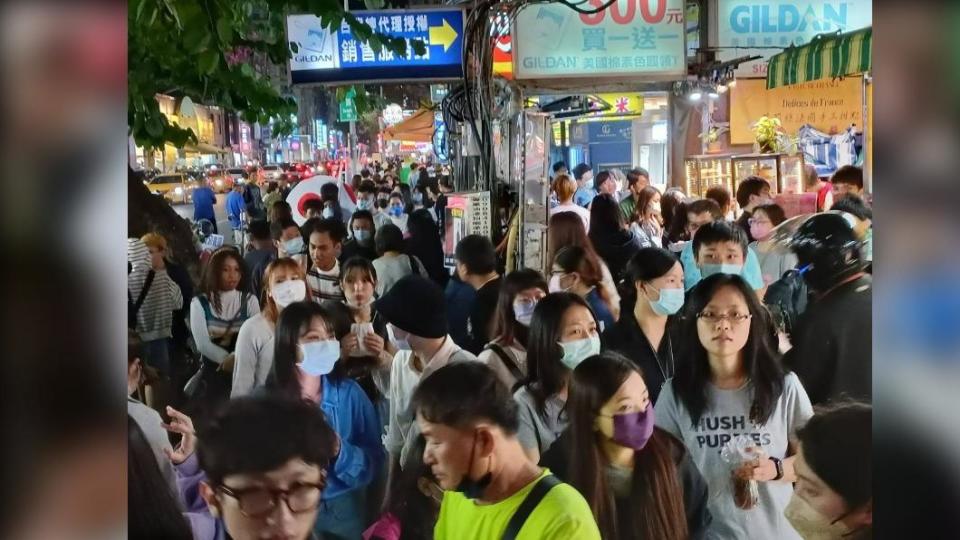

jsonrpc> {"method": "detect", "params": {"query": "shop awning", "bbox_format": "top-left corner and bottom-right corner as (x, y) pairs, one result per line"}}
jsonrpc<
(182, 141), (229, 154)
(383, 109), (435, 143)
(766, 26), (872, 89)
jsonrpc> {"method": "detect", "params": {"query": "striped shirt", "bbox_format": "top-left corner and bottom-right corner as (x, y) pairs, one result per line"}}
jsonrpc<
(189, 291), (260, 364)
(128, 239), (184, 341)
(307, 261), (345, 302)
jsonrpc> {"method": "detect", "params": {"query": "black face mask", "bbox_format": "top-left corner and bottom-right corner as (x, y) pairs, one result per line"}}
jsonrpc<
(456, 430), (493, 499)
(377, 199), (389, 209)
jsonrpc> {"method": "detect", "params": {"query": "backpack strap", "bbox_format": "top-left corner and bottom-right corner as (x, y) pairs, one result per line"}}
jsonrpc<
(484, 343), (523, 383)
(132, 270), (156, 319)
(501, 474), (562, 540)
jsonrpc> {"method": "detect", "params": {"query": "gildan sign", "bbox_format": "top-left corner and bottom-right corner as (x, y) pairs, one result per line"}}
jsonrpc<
(729, 76), (863, 144)
(288, 9), (464, 84)
(716, 0), (872, 78)
(513, 0), (686, 80)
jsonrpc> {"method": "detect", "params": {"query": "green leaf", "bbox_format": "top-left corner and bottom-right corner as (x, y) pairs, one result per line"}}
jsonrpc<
(199, 50), (219, 75)
(240, 63), (255, 78)
(216, 17), (233, 43)
(289, 40), (299, 54)
(184, 26), (212, 53)
(146, 115), (164, 138)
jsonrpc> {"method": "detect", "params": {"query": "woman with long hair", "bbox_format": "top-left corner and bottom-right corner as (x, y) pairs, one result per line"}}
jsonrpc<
(266, 301), (383, 540)
(405, 208), (448, 289)
(588, 193), (642, 284)
(551, 245), (617, 332)
(477, 269), (549, 390)
(548, 211), (620, 319)
(602, 248), (684, 405)
(655, 274), (813, 539)
(541, 352), (710, 540)
(514, 292), (601, 462)
(373, 224), (427, 297)
(231, 258), (309, 397)
(629, 186), (664, 249)
(661, 188), (688, 243)
(189, 248), (260, 406)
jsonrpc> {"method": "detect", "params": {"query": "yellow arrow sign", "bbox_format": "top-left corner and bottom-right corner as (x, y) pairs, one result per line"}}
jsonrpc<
(428, 19), (458, 53)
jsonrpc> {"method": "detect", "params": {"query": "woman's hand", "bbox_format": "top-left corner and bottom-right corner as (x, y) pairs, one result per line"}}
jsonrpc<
(341, 333), (360, 358)
(162, 406), (196, 465)
(735, 448), (778, 482)
(363, 332), (386, 359)
(219, 353), (236, 373)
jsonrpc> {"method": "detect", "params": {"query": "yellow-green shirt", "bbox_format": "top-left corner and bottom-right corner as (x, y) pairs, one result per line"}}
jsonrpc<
(434, 469), (601, 540)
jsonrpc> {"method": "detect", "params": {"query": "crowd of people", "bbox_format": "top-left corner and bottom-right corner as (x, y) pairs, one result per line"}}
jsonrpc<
(129, 160), (873, 540)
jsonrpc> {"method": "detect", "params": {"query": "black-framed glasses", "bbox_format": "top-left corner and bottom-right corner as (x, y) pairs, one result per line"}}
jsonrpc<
(217, 480), (325, 518)
(696, 311), (752, 324)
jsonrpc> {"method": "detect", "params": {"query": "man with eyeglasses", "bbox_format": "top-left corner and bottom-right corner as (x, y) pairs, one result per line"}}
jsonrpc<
(171, 395), (338, 540)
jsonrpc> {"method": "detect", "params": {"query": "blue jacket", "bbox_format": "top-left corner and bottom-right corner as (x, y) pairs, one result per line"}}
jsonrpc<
(226, 191), (246, 230)
(320, 375), (384, 500)
(680, 241), (765, 291)
(192, 187), (217, 222)
(574, 186), (596, 207)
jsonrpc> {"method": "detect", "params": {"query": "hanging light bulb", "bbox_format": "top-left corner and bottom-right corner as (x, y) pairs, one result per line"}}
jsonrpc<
(728, 77), (738, 88)
(707, 86), (719, 99)
(717, 83), (728, 94)
(689, 88), (702, 101)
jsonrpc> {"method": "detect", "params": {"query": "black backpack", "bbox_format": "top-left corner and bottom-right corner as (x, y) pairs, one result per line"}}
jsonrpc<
(763, 269), (809, 339)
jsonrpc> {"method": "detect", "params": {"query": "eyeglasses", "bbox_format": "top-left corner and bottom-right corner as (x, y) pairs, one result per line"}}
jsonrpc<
(696, 311), (752, 324)
(217, 480), (325, 518)
(747, 218), (772, 226)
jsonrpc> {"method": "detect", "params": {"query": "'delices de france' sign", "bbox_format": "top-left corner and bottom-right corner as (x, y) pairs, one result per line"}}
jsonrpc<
(513, 0), (686, 81)
(716, 0), (872, 78)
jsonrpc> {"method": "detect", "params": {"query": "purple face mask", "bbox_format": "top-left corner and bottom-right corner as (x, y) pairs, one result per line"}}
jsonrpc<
(609, 407), (655, 450)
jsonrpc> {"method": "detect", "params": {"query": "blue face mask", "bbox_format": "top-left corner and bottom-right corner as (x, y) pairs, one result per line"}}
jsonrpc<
(412, 193), (424, 205)
(389, 205), (404, 217)
(558, 335), (601, 370)
(283, 236), (304, 256)
(322, 207), (335, 219)
(700, 263), (743, 278)
(299, 340), (340, 376)
(645, 285), (685, 316)
(353, 229), (372, 244)
(357, 198), (374, 211)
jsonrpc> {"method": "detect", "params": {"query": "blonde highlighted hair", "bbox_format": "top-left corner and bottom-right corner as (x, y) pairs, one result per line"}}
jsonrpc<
(552, 174), (577, 203)
(262, 258), (310, 323)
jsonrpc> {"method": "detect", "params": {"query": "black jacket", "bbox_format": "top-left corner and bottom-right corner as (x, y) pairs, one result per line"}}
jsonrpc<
(602, 309), (679, 405)
(784, 274), (872, 405)
(339, 239), (377, 263)
(540, 428), (711, 540)
(590, 229), (642, 284)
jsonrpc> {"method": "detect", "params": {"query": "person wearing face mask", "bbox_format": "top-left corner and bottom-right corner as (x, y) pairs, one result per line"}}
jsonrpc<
(340, 210), (378, 263)
(684, 220), (765, 293)
(748, 203), (798, 291)
(629, 185), (664, 249)
(413, 362), (602, 540)
(386, 193), (409, 234)
(514, 293), (601, 462)
(618, 168), (651, 222)
(320, 181), (348, 224)
(540, 352), (711, 540)
(373, 275), (478, 507)
(231, 258), (310, 397)
(550, 246), (616, 333)
(602, 248), (684, 405)
(735, 176), (775, 242)
(477, 269), (549, 390)
(266, 301), (384, 540)
(786, 401), (872, 540)
(251, 218), (306, 298)
(655, 274), (813, 540)
(188, 248), (260, 407)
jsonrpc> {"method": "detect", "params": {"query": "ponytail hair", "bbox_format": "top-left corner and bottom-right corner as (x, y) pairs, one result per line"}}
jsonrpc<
(621, 248), (680, 311)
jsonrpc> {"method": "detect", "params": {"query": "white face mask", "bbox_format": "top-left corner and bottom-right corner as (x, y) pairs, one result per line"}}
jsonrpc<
(270, 279), (306, 308)
(386, 323), (411, 351)
(784, 493), (855, 540)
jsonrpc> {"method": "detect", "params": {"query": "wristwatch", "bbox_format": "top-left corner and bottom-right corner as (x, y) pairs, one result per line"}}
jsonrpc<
(769, 456), (784, 481)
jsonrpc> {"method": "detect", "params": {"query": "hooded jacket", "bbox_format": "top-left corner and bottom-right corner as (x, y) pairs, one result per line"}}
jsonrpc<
(128, 238), (184, 341)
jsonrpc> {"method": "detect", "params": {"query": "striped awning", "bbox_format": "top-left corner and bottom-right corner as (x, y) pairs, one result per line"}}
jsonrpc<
(767, 27), (872, 89)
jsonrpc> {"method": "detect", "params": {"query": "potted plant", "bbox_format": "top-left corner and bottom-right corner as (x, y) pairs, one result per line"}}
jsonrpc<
(699, 125), (729, 153)
(751, 116), (782, 153)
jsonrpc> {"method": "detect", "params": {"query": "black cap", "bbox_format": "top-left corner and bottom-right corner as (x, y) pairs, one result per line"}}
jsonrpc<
(789, 212), (864, 292)
(374, 274), (447, 338)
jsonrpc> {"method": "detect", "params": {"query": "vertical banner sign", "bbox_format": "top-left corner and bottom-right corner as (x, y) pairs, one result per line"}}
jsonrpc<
(513, 0), (686, 80)
(716, 0), (872, 78)
(288, 9), (464, 84)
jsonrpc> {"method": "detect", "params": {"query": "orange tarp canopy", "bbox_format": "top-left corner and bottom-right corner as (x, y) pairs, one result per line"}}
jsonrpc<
(383, 109), (435, 143)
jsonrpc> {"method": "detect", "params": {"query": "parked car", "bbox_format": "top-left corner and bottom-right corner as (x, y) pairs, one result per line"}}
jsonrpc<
(206, 170), (235, 193)
(144, 173), (200, 204)
(261, 164), (282, 182)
